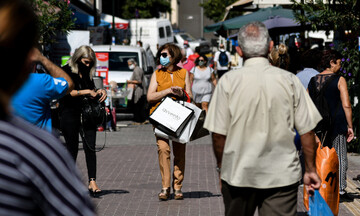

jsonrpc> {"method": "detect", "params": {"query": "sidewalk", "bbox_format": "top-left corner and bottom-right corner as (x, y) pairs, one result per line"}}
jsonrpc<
(74, 122), (360, 216)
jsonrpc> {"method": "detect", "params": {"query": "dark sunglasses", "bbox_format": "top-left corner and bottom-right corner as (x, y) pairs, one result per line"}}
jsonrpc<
(199, 59), (205, 61)
(83, 60), (93, 65)
(160, 53), (168, 58)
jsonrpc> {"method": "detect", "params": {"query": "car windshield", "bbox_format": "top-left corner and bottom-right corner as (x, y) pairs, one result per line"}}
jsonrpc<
(180, 33), (196, 42)
(102, 52), (139, 71)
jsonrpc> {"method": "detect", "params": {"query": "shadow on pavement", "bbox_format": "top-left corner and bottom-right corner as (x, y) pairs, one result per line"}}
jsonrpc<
(182, 191), (221, 199)
(92, 189), (129, 198)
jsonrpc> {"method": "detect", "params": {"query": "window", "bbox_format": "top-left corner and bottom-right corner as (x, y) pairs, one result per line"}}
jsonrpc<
(180, 33), (195, 42)
(104, 52), (139, 71)
(159, 27), (165, 38)
(166, 26), (172, 37)
(173, 36), (178, 43)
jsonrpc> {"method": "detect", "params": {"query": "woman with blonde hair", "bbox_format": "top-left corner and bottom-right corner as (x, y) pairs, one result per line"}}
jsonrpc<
(147, 43), (192, 201)
(59, 45), (107, 196)
(269, 43), (290, 70)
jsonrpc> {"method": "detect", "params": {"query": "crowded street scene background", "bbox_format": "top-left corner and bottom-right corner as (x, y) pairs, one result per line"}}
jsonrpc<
(0, 0), (360, 215)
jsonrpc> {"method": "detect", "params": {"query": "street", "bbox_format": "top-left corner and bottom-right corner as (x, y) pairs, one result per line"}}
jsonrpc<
(73, 121), (360, 216)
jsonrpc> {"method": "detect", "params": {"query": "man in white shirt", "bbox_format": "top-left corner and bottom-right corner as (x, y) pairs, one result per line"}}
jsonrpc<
(204, 22), (322, 216)
(213, 44), (231, 79)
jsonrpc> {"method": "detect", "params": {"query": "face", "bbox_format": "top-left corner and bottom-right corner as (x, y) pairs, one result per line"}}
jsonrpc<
(80, 57), (93, 67)
(331, 59), (341, 73)
(198, 57), (206, 65)
(127, 61), (133, 67)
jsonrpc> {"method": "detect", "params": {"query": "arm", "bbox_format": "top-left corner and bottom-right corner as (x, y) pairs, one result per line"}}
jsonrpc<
(31, 48), (74, 94)
(300, 130), (321, 196)
(147, 72), (171, 103)
(211, 70), (217, 86)
(184, 69), (193, 99)
(189, 73), (194, 86)
(212, 133), (226, 169)
(69, 89), (97, 98)
(338, 77), (354, 142)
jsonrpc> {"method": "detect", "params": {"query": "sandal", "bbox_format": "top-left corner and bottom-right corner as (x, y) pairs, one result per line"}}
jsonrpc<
(88, 178), (102, 197)
(158, 188), (170, 201)
(174, 189), (183, 200)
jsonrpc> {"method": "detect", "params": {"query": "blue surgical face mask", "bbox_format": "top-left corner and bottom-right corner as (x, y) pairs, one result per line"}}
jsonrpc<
(160, 56), (170, 66)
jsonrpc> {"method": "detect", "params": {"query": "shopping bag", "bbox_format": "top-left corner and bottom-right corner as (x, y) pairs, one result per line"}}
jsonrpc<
(155, 101), (207, 143)
(150, 97), (194, 137)
(303, 142), (339, 215)
(190, 109), (209, 141)
(309, 190), (334, 216)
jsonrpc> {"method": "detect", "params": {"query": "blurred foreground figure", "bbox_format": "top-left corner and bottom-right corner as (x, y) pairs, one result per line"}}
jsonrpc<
(0, 0), (95, 215)
(204, 22), (322, 216)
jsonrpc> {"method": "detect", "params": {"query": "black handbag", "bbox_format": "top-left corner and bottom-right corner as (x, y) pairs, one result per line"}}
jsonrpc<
(81, 96), (106, 126)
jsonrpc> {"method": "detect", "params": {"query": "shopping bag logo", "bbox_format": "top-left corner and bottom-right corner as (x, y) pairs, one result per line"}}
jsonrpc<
(325, 172), (337, 192)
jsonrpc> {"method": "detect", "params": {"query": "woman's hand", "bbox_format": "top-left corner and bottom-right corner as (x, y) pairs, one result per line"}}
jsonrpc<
(347, 127), (354, 142)
(96, 89), (107, 102)
(88, 90), (97, 98)
(170, 86), (183, 97)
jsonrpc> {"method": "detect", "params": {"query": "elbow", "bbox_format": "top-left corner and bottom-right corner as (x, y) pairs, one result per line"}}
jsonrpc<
(67, 81), (74, 92)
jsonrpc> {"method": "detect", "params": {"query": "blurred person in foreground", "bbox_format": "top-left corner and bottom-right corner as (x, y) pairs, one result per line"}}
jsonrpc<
(308, 50), (354, 200)
(147, 43), (192, 201)
(204, 21), (322, 216)
(0, 0), (95, 215)
(189, 55), (217, 113)
(11, 48), (74, 134)
(60, 45), (107, 197)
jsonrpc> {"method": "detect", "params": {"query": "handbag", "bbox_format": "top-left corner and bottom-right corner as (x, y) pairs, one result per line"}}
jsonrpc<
(81, 96), (106, 126)
(154, 101), (209, 143)
(303, 142), (339, 216)
(150, 97), (194, 137)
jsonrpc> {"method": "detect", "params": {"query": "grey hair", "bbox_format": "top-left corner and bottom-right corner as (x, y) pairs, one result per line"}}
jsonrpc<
(237, 22), (271, 59)
(68, 45), (97, 79)
(127, 58), (137, 66)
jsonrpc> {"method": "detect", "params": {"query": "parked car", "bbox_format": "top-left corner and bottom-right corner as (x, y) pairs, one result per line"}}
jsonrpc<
(91, 45), (154, 114)
(173, 32), (212, 55)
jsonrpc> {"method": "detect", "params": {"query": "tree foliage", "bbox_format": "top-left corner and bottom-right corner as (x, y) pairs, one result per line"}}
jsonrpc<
(292, 0), (360, 151)
(201, 0), (244, 22)
(120, 0), (171, 19)
(29, 0), (74, 47)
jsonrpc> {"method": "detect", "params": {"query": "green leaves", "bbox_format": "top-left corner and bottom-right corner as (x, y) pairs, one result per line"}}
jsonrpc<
(29, 0), (74, 47)
(121, 0), (171, 19)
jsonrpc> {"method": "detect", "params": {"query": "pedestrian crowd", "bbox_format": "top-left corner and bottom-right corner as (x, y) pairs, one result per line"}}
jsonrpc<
(0, 0), (356, 215)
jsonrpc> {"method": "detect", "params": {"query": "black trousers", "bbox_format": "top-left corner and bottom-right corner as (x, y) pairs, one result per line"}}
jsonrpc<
(60, 109), (97, 180)
(133, 96), (146, 123)
(221, 180), (298, 216)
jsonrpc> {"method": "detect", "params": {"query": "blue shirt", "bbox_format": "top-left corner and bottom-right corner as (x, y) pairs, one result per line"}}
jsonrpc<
(296, 68), (319, 89)
(11, 73), (68, 132)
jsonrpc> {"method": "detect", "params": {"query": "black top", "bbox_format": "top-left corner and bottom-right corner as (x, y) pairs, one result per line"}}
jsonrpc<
(59, 64), (95, 113)
(308, 74), (347, 136)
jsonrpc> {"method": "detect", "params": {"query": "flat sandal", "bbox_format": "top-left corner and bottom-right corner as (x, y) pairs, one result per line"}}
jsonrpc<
(174, 189), (183, 200)
(158, 188), (170, 201)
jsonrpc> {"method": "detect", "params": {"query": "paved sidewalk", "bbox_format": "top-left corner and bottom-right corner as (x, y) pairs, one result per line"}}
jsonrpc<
(74, 122), (360, 216)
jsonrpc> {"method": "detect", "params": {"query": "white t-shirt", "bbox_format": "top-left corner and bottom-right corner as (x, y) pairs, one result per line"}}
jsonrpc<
(214, 49), (231, 71)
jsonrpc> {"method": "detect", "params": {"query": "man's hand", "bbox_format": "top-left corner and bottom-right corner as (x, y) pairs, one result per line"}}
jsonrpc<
(303, 171), (321, 196)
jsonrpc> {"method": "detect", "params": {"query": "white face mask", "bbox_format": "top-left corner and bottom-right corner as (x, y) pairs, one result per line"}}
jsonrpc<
(128, 64), (135, 70)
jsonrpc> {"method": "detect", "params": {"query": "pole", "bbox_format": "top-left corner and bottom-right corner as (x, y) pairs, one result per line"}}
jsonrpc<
(200, 0), (203, 38)
(112, 0), (116, 45)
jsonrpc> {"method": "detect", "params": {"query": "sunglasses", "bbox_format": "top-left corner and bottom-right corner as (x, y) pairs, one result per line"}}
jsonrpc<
(160, 53), (169, 58)
(199, 59), (205, 61)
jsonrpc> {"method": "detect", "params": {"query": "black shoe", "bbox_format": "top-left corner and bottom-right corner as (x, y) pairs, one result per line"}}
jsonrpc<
(340, 192), (354, 202)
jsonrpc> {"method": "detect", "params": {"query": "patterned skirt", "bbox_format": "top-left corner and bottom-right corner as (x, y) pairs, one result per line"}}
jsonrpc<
(332, 134), (348, 192)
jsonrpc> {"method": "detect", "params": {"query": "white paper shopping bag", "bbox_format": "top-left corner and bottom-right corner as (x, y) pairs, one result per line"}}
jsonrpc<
(149, 97), (194, 137)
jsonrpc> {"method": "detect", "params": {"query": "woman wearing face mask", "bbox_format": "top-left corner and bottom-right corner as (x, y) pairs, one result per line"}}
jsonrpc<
(127, 58), (147, 123)
(59, 45), (107, 196)
(147, 43), (192, 201)
(189, 55), (217, 113)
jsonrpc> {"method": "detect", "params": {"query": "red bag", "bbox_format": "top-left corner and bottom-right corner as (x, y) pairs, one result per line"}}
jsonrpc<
(303, 142), (339, 215)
